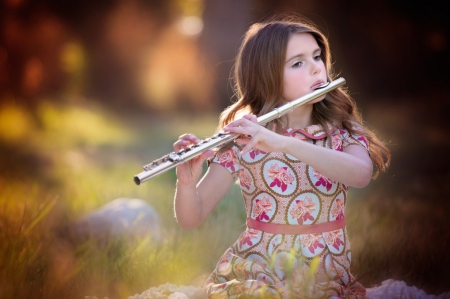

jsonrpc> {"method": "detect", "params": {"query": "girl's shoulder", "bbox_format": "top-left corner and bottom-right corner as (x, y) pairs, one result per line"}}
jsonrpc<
(336, 126), (369, 151)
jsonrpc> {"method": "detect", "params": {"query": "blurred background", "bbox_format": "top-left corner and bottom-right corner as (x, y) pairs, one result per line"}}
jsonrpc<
(1, 0), (449, 298)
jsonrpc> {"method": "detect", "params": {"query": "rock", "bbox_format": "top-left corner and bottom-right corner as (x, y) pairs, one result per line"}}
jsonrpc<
(75, 198), (161, 244)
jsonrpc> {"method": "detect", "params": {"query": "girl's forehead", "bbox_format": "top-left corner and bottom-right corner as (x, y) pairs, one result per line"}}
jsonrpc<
(285, 33), (320, 58)
(287, 33), (318, 48)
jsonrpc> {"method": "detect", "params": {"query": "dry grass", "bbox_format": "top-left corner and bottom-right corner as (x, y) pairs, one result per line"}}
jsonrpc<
(0, 100), (449, 298)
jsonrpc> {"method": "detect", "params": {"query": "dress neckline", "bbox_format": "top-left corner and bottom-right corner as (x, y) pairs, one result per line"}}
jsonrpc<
(282, 123), (336, 140)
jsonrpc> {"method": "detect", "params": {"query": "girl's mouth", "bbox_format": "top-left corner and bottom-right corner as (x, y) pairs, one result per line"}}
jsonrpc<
(312, 81), (328, 90)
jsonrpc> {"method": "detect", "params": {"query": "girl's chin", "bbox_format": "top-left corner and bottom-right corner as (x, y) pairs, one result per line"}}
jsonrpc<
(285, 94), (326, 104)
(310, 95), (326, 104)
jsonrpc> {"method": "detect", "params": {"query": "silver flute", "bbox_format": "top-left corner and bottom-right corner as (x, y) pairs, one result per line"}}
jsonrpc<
(134, 77), (346, 185)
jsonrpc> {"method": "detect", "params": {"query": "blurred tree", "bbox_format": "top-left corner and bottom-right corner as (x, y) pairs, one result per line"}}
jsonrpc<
(199, 0), (252, 109)
(0, 0), (175, 110)
(1, 0), (449, 110)
(0, 0), (71, 106)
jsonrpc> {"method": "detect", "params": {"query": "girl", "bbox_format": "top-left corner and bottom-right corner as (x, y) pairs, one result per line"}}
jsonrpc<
(173, 15), (390, 299)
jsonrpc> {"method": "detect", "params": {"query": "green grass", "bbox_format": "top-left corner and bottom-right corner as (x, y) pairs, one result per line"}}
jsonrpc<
(0, 101), (246, 299)
(0, 101), (449, 298)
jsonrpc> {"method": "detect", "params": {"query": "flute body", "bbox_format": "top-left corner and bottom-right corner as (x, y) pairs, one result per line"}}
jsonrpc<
(134, 77), (346, 185)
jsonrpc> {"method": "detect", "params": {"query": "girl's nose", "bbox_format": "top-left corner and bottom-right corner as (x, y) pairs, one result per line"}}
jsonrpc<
(312, 61), (321, 74)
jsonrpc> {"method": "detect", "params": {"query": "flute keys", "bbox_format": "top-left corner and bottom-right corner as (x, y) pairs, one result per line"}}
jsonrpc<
(168, 152), (181, 162)
(143, 161), (156, 171)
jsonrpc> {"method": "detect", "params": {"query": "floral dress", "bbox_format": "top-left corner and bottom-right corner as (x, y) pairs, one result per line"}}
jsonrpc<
(204, 124), (369, 299)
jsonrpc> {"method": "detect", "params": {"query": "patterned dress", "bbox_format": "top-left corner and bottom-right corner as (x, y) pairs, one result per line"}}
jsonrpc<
(204, 124), (369, 299)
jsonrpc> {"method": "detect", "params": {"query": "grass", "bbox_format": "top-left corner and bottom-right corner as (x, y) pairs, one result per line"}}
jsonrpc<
(0, 100), (449, 298)
(0, 101), (245, 299)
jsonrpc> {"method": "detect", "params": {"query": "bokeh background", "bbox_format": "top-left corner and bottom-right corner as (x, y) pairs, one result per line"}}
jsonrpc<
(1, 0), (449, 298)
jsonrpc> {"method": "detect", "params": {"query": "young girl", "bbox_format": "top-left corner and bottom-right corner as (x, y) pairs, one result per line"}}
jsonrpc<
(173, 15), (390, 299)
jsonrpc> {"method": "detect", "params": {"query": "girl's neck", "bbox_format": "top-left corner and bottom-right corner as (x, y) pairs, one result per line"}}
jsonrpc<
(285, 104), (314, 130)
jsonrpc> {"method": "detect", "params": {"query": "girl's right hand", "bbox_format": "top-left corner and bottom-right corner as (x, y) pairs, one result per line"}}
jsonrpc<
(173, 134), (215, 186)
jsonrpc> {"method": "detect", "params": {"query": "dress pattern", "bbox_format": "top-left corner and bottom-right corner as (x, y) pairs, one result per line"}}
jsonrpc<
(204, 124), (369, 299)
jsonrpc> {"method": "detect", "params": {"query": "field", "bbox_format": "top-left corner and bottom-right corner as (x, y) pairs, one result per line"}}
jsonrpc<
(0, 99), (449, 298)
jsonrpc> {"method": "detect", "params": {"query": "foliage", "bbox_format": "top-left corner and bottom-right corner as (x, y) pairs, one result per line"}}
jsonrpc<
(0, 101), (449, 299)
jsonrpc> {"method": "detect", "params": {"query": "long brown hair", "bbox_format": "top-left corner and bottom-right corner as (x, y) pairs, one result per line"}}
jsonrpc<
(218, 14), (390, 178)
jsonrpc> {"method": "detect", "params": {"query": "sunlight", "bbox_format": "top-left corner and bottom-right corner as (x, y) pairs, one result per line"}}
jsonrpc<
(0, 103), (34, 143)
(139, 27), (215, 111)
(178, 16), (203, 36)
(60, 42), (85, 74)
(60, 41), (86, 94)
(36, 102), (133, 147)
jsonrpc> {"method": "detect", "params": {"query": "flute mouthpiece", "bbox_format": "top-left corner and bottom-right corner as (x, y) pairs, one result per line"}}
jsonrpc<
(314, 81), (330, 90)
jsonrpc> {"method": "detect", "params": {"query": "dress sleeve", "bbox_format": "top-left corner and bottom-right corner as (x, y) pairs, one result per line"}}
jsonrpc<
(209, 144), (241, 177)
(341, 128), (369, 151)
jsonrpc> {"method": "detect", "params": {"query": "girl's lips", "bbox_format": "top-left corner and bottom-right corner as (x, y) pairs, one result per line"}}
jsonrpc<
(311, 81), (324, 89)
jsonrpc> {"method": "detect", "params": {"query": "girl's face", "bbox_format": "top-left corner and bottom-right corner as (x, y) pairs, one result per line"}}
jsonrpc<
(282, 33), (327, 103)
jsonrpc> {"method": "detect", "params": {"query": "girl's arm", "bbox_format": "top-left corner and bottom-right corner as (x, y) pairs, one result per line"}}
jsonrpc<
(282, 140), (372, 188)
(224, 115), (373, 188)
(173, 134), (234, 230)
(175, 164), (234, 230)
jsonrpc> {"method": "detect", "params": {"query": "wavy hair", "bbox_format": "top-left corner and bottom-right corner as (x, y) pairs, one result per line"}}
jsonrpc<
(217, 14), (390, 178)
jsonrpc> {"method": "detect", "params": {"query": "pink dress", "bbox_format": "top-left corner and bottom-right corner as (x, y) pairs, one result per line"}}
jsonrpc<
(204, 124), (369, 299)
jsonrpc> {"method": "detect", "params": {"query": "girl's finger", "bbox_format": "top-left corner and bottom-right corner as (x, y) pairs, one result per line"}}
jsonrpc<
(173, 140), (182, 151)
(197, 149), (215, 165)
(241, 138), (258, 155)
(175, 133), (201, 152)
(234, 136), (251, 145)
(173, 139), (189, 151)
(226, 117), (253, 128)
(223, 126), (250, 135)
(190, 150), (215, 173)
(243, 114), (258, 123)
(179, 133), (200, 143)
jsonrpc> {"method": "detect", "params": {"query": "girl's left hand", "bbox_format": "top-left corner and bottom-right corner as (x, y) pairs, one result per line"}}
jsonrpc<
(223, 114), (286, 155)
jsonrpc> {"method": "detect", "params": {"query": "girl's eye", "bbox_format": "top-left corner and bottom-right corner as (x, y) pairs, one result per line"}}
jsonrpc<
(314, 55), (322, 61)
(292, 61), (303, 68)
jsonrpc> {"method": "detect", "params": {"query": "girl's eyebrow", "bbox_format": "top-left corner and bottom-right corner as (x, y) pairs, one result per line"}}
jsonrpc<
(285, 48), (321, 64)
